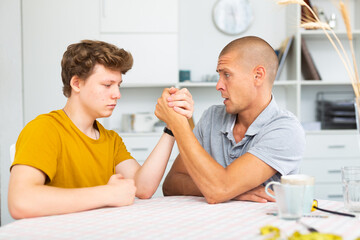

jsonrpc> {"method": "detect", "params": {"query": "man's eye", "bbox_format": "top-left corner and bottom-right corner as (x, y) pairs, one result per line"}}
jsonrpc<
(104, 84), (111, 87)
(225, 73), (230, 78)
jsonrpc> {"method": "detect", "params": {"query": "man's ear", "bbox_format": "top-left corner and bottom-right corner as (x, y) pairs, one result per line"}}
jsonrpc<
(253, 65), (265, 86)
(70, 76), (82, 94)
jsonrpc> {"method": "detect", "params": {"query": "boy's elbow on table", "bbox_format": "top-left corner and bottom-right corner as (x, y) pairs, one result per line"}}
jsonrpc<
(8, 198), (35, 220)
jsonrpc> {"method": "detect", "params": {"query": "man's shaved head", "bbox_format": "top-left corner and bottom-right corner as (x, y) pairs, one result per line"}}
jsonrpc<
(220, 36), (278, 84)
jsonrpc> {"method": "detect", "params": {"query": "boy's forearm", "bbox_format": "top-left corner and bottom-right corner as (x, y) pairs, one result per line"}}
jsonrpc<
(134, 133), (175, 198)
(9, 184), (111, 219)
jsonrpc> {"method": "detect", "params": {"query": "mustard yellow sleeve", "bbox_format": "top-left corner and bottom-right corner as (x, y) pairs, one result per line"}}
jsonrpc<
(12, 117), (60, 182)
(114, 134), (134, 166)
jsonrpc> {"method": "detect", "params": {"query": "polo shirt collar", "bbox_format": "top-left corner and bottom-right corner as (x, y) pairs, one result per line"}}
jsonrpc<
(221, 95), (279, 137)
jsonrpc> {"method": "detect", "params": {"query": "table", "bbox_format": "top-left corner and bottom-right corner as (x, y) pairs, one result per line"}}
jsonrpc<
(0, 196), (359, 239)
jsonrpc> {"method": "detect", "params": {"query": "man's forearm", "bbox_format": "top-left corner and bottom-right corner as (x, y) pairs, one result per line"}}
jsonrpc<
(169, 120), (233, 203)
(163, 172), (203, 197)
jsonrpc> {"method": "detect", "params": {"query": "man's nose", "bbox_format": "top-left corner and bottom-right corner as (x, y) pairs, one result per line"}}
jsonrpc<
(216, 78), (224, 91)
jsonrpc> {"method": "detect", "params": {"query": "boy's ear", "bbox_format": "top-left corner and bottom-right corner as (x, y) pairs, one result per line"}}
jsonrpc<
(70, 76), (81, 93)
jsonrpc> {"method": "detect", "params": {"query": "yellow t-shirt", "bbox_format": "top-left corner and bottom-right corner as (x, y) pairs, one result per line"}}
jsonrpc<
(12, 110), (133, 188)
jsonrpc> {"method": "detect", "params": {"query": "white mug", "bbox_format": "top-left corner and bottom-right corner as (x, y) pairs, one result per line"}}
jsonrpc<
(281, 174), (315, 214)
(132, 112), (158, 133)
(265, 174), (315, 219)
(265, 181), (305, 220)
(121, 114), (133, 132)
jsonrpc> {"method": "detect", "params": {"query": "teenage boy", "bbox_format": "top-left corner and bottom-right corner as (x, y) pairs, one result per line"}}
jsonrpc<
(8, 40), (193, 218)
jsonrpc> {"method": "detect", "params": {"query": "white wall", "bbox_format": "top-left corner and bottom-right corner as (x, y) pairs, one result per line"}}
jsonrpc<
(179, 0), (287, 81)
(0, 0), (23, 225)
(109, 0), (287, 126)
(22, 0), (99, 124)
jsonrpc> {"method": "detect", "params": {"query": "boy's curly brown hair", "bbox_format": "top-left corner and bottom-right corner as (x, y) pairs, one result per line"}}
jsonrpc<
(61, 40), (133, 97)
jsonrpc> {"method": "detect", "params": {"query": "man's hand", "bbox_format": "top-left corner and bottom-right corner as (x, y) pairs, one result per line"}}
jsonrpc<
(155, 87), (193, 128)
(167, 87), (194, 119)
(106, 174), (136, 207)
(233, 185), (275, 203)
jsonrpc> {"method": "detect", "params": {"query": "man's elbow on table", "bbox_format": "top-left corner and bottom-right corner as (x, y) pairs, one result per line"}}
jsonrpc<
(162, 177), (173, 196)
(203, 188), (230, 204)
(162, 173), (186, 196)
(201, 179), (241, 204)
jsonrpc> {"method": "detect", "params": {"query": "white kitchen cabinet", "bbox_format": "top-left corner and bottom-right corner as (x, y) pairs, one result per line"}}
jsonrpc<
(300, 131), (360, 201)
(100, 0), (178, 33)
(99, 0), (178, 85)
(100, 34), (178, 85)
(314, 184), (343, 201)
(120, 133), (179, 197)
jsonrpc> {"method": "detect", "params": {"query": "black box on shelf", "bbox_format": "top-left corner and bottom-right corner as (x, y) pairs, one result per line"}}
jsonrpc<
(316, 92), (356, 130)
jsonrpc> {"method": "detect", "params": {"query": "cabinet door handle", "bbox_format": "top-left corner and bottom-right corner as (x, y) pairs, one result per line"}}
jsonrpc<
(327, 145), (345, 149)
(328, 170), (341, 174)
(328, 194), (343, 199)
(131, 148), (149, 151)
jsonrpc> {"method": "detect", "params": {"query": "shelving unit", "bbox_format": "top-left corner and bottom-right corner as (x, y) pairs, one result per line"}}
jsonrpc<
(284, 0), (360, 201)
(277, 0), (360, 129)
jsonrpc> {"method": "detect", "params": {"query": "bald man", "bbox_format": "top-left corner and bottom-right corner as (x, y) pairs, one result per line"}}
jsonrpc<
(155, 36), (305, 204)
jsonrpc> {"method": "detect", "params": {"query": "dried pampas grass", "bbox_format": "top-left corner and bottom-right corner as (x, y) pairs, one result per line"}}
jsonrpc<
(276, 0), (359, 97)
(300, 22), (330, 30)
(277, 0), (306, 5)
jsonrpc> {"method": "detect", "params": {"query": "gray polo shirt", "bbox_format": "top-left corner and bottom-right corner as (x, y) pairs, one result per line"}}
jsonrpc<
(193, 97), (306, 185)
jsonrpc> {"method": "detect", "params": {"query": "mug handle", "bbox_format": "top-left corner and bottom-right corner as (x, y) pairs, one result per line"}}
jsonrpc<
(265, 181), (280, 199)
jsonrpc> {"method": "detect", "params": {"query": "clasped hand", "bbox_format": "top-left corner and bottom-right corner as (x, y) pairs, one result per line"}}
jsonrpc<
(155, 87), (194, 127)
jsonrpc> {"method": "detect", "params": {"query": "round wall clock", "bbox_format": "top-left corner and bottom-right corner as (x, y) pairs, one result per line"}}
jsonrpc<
(212, 0), (253, 35)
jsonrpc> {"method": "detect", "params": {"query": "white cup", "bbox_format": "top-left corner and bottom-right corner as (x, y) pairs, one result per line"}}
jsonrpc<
(132, 113), (158, 133)
(281, 174), (315, 214)
(342, 166), (360, 212)
(121, 114), (133, 132)
(265, 174), (315, 219)
(265, 182), (305, 220)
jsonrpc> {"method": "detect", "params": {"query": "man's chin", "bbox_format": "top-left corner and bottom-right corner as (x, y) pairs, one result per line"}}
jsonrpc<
(224, 105), (233, 114)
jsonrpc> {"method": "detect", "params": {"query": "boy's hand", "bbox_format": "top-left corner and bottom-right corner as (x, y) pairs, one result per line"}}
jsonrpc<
(106, 174), (136, 207)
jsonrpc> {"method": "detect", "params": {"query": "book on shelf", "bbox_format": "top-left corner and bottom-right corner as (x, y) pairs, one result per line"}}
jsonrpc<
(301, 37), (321, 80)
(301, 0), (317, 23)
(275, 36), (294, 80)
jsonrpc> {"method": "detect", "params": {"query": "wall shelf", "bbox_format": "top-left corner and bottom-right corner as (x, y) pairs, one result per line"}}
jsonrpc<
(178, 82), (217, 87)
(300, 81), (353, 86)
(300, 29), (360, 37)
(121, 83), (175, 88)
(274, 80), (298, 86)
